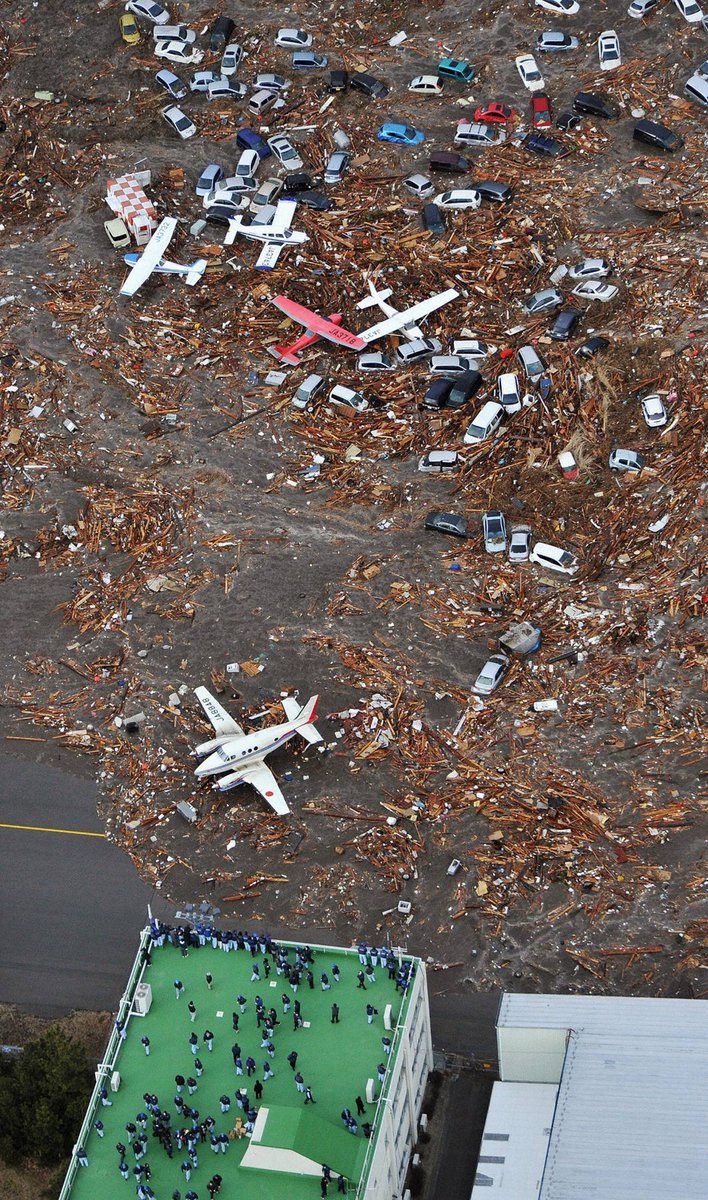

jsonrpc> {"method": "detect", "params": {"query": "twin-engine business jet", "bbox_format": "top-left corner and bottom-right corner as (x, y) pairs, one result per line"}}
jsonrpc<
(268, 286), (459, 364)
(192, 688), (323, 816)
(119, 216), (206, 297)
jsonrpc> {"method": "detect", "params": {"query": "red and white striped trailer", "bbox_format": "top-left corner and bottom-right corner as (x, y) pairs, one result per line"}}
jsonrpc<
(105, 174), (158, 246)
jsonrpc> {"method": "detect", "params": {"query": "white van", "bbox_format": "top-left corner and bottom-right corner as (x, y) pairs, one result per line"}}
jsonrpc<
(248, 89), (280, 116)
(396, 337), (442, 366)
(292, 374), (324, 410)
(463, 400), (504, 444)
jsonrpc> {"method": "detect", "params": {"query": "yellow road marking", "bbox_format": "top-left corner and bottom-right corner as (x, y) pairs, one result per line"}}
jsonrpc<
(0, 822), (105, 838)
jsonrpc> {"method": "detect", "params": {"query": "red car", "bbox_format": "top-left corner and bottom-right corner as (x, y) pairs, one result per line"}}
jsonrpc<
(473, 102), (515, 124)
(530, 93), (552, 129)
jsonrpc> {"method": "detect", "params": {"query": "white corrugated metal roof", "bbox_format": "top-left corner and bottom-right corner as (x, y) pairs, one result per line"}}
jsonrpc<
(539, 1031), (708, 1200)
(496, 994), (708, 1200)
(498, 993), (708, 1039)
(471, 1082), (558, 1200)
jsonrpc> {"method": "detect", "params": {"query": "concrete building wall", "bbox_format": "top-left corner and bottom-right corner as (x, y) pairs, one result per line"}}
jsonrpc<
(360, 962), (433, 1200)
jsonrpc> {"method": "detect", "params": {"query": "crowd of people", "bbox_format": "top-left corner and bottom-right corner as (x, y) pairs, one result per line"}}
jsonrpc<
(76, 925), (415, 1197)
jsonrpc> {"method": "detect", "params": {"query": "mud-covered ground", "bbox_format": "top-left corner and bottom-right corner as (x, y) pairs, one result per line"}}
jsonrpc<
(0, 0), (705, 1002)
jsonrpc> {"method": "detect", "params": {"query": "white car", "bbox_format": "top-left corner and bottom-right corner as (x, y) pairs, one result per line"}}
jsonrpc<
(472, 653), (510, 696)
(397, 338), (443, 365)
(155, 40), (204, 66)
(203, 182), (250, 209)
(404, 173), (435, 199)
(430, 355), (475, 374)
(357, 352), (394, 371)
(568, 258), (611, 281)
(253, 73), (292, 92)
(162, 105), (196, 139)
(207, 78), (247, 100)
(598, 30), (621, 71)
(641, 395), (668, 427)
(434, 189), (482, 210)
(126, 0), (169, 23)
(672, 0), (704, 20)
(152, 25), (196, 44)
(498, 372), (522, 414)
(190, 70), (221, 93)
(572, 281), (618, 302)
(508, 525), (532, 563)
(535, 0), (580, 13)
(267, 135), (303, 170)
(418, 449), (459, 473)
(329, 384), (368, 413)
(221, 44), (245, 75)
(453, 338), (494, 360)
(275, 28), (312, 48)
(628, 0), (659, 14)
(454, 122), (506, 147)
(409, 75), (444, 95)
(515, 53), (545, 91)
(529, 541), (579, 574)
(609, 448), (644, 472)
(196, 164), (224, 196)
(235, 149), (260, 186)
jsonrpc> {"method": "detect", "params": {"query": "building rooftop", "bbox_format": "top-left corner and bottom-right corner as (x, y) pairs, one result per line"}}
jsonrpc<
(496, 992), (708, 1200)
(66, 938), (416, 1200)
(471, 1082), (558, 1199)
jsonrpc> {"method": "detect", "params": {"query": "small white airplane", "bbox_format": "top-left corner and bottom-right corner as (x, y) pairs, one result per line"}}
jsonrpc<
(192, 687), (323, 816)
(120, 216), (180, 298)
(357, 276), (427, 340)
(268, 285), (459, 364)
(224, 199), (308, 269)
(123, 251), (207, 288)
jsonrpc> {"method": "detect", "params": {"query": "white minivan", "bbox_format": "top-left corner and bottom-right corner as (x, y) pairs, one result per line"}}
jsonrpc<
(497, 372), (522, 414)
(464, 400), (504, 444)
(292, 374), (324, 410)
(329, 384), (368, 413)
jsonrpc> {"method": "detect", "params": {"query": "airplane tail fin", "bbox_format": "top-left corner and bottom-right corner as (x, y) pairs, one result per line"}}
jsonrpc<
(184, 258), (207, 286)
(268, 343), (301, 366)
(293, 694), (323, 746)
(357, 280), (393, 310)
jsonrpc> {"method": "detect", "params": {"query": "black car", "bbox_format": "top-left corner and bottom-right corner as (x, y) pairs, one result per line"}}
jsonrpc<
(525, 133), (571, 158)
(327, 69), (348, 92)
(575, 335), (610, 358)
(284, 171), (314, 193)
(210, 15), (235, 52)
(205, 202), (241, 227)
(555, 111), (582, 132)
(429, 150), (469, 173)
(573, 91), (619, 120)
(421, 203), (445, 234)
(470, 179), (513, 203)
(550, 308), (583, 341)
(424, 511), (469, 539)
(295, 189), (334, 211)
(633, 119), (684, 153)
(350, 72), (389, 98)
(447, 369), (483, 409)
(421, 378), (455, 410)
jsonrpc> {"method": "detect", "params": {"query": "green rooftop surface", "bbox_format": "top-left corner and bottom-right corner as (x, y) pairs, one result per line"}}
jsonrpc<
(68, 939), (414, 1200)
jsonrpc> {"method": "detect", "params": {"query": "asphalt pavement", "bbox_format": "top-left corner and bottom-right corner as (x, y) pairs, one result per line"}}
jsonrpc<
(0, 754), (173, 1016)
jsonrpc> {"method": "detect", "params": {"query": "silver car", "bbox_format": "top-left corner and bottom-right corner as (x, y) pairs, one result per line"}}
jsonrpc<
(523, 287), (564, 315)
(324, 150), (350, 185)
(509, 525), (532, 562)
(473, 653), (510, 696)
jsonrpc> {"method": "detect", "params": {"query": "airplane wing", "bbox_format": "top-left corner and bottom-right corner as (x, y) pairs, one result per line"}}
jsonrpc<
(119, 216), (178, 298)
(219, 760), (290, 816)
(256, 243), (285, 271)
(194, 686), (244, 737)
(271, 296), (366, 351)
(269, 199), (297, 232)
(359, 287), (460, 345)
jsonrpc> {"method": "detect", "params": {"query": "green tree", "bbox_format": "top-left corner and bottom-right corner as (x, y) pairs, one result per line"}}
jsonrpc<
(0, 1027), (93, 1167)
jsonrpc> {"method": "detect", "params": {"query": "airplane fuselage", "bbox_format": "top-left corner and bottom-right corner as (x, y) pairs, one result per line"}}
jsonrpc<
(195, 722), (297, 777)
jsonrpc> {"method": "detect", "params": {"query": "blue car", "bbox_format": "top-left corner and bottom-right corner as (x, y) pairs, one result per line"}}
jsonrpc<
(377, 121), (425, 146)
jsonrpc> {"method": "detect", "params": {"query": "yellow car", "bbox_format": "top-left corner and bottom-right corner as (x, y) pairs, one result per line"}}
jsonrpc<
(119, 13), (141, 44)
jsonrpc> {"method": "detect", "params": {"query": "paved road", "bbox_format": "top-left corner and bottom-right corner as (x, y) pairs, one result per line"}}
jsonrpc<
(0, 755), (173, 1017)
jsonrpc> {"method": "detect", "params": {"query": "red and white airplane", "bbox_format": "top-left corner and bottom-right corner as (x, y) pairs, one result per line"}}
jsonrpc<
(192, 687), (323, 817)
(268, 286), (459, 366)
